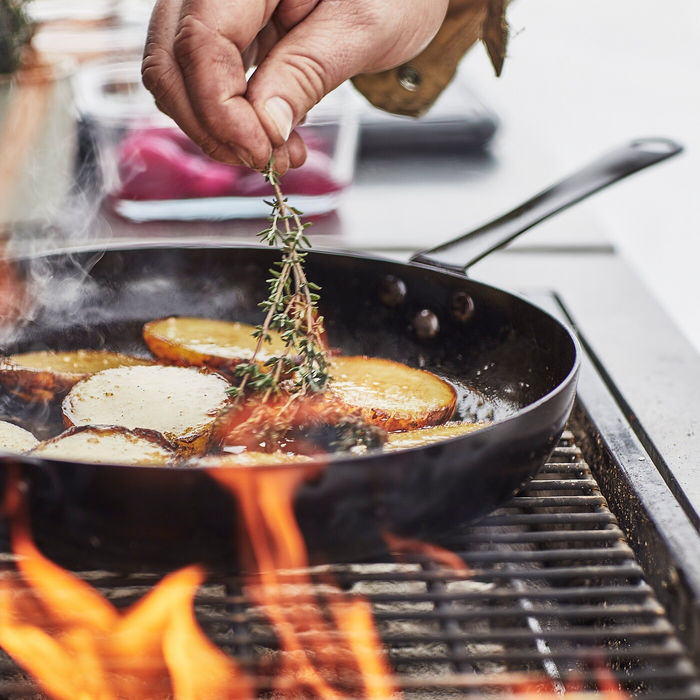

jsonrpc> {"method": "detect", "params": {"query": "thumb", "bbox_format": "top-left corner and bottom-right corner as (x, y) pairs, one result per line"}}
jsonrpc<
(247, 1), (447, 146)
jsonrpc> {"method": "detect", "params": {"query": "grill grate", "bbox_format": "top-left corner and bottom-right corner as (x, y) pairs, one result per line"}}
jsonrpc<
(1, 430), (700, 699)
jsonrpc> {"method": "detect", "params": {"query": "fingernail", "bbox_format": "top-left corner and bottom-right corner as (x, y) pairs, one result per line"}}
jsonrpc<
(233, 147), (254, 168)
(265, 96), (294, 142)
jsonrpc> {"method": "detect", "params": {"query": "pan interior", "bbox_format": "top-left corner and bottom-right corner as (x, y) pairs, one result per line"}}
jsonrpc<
(0, 246), (577, 442)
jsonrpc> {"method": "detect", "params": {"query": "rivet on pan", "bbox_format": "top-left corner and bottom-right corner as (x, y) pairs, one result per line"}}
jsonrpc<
(378, 275), (407, 307)
(452, 291), (475, 323)
(398, 64), (421, 92)
(413, 310), (439, 340)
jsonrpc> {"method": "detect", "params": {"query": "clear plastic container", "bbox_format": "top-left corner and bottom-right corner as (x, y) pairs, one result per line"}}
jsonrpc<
(74, 60), (359, 221)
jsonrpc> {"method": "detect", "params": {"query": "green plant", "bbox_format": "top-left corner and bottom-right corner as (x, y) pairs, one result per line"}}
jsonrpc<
(0, 0), (34, 75)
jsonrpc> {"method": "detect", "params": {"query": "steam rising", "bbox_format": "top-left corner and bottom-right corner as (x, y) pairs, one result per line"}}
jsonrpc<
(1, 121), (113, 345)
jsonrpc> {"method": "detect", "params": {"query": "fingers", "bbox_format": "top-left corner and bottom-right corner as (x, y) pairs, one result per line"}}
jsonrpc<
(274, 0), (322, 32)
(286, 129), (308, 169)
(144, 0), (295, 169)
(247, 1), (449, 148)
(142, 0), (252, 165)
(143, 0), (446, 172)
(172, 0), (276, 168)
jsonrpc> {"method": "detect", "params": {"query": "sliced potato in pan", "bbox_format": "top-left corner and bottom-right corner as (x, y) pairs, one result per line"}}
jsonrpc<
(0, 420), (39, 453)
(0, 350), (154, 402)
(30, 425), (176, 465)
(62, 365), (232, 455)
(385, 421), (486, 452)
(328, 356), (456, 432)
(143, 316), (287, 374)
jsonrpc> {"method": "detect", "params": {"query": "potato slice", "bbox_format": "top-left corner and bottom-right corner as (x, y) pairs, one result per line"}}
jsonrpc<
(143, 317), (287, 373)
(194, 450), (313, 467)
(62, 365), (232, 454)
(30, 425), (176, 466)
(0, 420), (39, 453)
(328, 356), (456, 432)
(0, 350), (154, 402)
(385, 421), (486, 452)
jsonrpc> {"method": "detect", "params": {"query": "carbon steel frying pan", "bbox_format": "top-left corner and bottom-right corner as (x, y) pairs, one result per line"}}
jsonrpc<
(0, 139), (681, 572)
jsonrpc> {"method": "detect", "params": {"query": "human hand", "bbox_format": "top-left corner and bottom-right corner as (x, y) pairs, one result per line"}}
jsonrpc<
(142, 0), (449, 173)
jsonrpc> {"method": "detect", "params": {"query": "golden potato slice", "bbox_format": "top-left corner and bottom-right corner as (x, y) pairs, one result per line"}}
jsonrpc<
(0, 350), (154, 402)
(30, 425), (176, 466)
(385, 421), (486, 452)
(328, 356), (456, 432)
(0, 420), (39, 453)
(62, 365), (232, 454)
(194, 450), (313, 467)
(143, 317), (287, 373)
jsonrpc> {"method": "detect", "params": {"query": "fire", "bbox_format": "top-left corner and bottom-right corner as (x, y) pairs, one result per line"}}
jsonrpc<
(210, 464), (398, 699)
(382, 530), (470, 572)
(0, 460), (400, 699)
(0, 465), (251, 700)
(0, 461), (630, 699)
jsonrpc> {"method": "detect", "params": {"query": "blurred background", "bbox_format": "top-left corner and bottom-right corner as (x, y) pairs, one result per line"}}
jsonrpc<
(462, 1), (700, 353)
(5, 0), (700, 352)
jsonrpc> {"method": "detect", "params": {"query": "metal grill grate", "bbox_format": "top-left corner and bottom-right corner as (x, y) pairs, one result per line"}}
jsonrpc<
(1, 430), (700, 699)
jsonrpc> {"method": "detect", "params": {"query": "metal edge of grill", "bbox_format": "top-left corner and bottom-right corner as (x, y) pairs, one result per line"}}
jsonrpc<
(547, 292), (700, 668)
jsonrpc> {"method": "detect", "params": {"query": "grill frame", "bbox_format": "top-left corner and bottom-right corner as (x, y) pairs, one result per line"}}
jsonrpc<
(552, 291), (700, 666)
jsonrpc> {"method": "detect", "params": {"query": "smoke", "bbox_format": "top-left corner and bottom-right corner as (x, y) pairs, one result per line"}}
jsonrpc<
(0, 66), (114, 347)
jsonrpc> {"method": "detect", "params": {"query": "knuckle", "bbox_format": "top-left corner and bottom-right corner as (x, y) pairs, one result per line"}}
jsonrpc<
(279, 52), (328, 106)
(200, 139), (234, 164)
(141, 51), (179, 101)
(195, 92), (235, 140)
(173, 15), (211, 66)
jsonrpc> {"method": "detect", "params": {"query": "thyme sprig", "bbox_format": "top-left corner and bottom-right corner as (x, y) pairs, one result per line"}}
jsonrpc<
(226, 160), (330, 404)
(215, 161), (386, 455)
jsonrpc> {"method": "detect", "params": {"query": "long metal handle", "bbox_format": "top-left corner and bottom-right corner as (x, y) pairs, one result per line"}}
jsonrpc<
(411, 138), (683, 274)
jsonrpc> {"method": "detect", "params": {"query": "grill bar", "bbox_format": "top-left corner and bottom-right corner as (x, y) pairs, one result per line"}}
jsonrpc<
(201, 623), (676, 648)
(475, 512), (618, 525)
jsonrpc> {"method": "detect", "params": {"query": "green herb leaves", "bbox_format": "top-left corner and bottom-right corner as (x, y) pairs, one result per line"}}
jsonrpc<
(226, 159), (330, 404)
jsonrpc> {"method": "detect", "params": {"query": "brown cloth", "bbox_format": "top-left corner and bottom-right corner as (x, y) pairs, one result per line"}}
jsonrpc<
(351, 0), (508, 117)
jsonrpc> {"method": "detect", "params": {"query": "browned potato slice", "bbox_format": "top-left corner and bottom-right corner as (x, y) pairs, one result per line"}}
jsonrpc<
(328, 356), (456, 432)
(0, 350), (154, 402)
(195, 450), (313, 467)
(0, 420), (39, 453)
(385, 421), (486, 452)
(62, 365), (232, 454)
(143, 317), (287, 373)
(30, 425), (176, 465)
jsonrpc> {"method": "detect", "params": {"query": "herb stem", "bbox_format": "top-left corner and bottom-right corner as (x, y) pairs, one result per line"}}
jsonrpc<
(227, 160), (330, 405)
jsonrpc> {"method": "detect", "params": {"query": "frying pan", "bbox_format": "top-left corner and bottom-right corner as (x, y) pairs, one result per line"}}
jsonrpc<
(0, 138), (681, 572)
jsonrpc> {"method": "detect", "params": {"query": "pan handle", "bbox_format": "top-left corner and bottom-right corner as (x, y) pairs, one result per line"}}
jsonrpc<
(410, 138), (683, 273)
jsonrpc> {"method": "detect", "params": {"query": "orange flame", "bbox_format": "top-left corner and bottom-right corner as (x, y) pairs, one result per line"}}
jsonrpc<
(0, 460), (398, 700)
(210, 463), (399, 699)
(382, 530), (470, 573)
(0, 461), (629, 700)
(0, 466), (251, 700)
